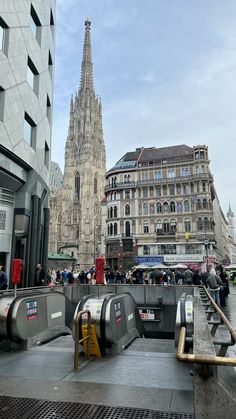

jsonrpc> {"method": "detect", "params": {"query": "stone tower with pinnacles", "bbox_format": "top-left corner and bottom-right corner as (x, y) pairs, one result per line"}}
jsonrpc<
(49, 19), (106, 269)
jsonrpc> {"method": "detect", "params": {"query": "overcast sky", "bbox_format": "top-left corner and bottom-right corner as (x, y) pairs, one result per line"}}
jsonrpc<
(52, 0), (236, 217)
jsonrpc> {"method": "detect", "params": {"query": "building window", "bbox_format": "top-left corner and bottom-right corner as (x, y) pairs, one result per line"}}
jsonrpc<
(202, 198), (207, 209)
(44, 142), (49, 168)
(30, 4), (41, 44)
(155, 186), (161, 197)
(141, 172), (148, 181)
(183, 184), (189, 194)
(27, 57), (39, 94)
(48, 51), (53, 78)
(46, 95), (51, 122)
(170, 219), (176, 233)
(181, 167), (189, 176)
(202, 182), (206, 192)
(170, 201), (176, 212)
(143, 221), (149, 234)
(0, 17), (8, 55)
(143, 202), (148, 215)
(183, 200), (190, 212)
(125, 204), (130, 216)
(163, 201), (169, 212)
(23, 113), (36, 148)
(197, 217), (203, 231)
(155, 170), (162, 179)
(143, 188), (148, 198)
(124, 174), (130, 183)
(125, 190), (130, 199)
(163, 219), (170, 233)
(114, 223), (118, 235)
(156, 202), (162, 213)
(168, 169), (175, 178)
(156, 221), (163, 234)
(169, 184), (175, 195)
(50, 9), (55, 36)
(204, 217), (209, 231)
(143, 245), (150, 255)
(0, 210), (6, 230)
(185, 218), (191, 232)
(196, 199), (202, 211)
(125, 221), (130, 237)
(0, 86), (5, 121)
(75, 173), (80, 199)
(114, 206), (118, 218)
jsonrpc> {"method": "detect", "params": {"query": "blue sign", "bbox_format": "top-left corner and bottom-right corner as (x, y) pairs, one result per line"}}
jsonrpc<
(135, 256), (164, 265)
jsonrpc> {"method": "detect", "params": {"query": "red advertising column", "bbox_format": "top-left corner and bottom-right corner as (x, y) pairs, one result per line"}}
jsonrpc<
(95, 256), (105, 284)
(11, 259), (22, 297)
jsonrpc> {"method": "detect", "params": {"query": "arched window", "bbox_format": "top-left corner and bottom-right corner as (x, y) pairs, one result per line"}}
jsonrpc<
(110, 207), (113, 218)
(156, 220), (162, 234)
(143, 202), (148, 215)
(163, 219), (170, 233)
(107, 224), (110, 236)
(75, 173), (80, 199)
(114, 222), (117, 235)
(204, 217), (208, 231)
(170, 219), (177, 233)
(125, 221), (131, 237)
(183, 200), (190, 212)
(156, 202), (162, 213)
(170, 201), (176, 212)
(125, 204), (130, 216)
(185, 218), (191, 232)
(163, 201), (169, 212)
(202, 198), (207, 210)
(110, 223), (113, 235)
(143, 220), (149, 234)
(197, 217), (203, 231)
(94, 176), (97, 194)
(114, 206), (118, 218)
(196, 199), (202, 211)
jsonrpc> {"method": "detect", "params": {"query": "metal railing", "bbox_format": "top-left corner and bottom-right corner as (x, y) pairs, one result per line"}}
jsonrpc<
(176, 287), (236, 366)
(73, 309), (91, 372)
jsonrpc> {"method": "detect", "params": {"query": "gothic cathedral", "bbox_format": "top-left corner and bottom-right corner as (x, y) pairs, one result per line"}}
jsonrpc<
(49, 19), (106, 269)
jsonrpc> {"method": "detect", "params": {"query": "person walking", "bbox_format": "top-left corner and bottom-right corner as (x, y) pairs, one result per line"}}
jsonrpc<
(0, 266), (7, 290)
(206, 268), (222, 307)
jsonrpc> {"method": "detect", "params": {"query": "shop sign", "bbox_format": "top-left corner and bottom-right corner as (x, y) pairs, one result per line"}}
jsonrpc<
(135, 256), (164, 265)
(164, 254), (204, 262)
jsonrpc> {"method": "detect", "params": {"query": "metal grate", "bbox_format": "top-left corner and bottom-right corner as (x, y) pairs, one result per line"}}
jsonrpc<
(0, 396), (194, 419)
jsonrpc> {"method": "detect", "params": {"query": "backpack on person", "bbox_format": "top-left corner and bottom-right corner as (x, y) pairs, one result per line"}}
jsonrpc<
(207, 274), (220, 289)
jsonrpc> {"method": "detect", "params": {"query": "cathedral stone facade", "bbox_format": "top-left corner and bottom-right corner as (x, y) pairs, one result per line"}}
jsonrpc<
(49, 19), (106, 269)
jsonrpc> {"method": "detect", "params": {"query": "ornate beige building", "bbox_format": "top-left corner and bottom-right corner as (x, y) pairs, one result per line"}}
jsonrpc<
(49, 19), (106, 269)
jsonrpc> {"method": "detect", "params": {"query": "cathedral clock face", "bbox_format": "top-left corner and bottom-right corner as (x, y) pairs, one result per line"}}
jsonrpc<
(203, 240), (209, 246)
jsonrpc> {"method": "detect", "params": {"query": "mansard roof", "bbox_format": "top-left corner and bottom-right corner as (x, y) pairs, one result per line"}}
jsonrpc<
(107, 144), (193, 174)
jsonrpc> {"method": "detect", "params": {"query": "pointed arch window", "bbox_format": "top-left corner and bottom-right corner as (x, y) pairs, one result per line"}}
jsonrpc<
(156, 202), (162, 213)
(163, 201), (169, 212)
(125, 221), (131, 237)
(125, 204), (130, 216)
(183, 200), (190, 212)
(94, 176), (97, 194)
(75, 173), (80, 199)
(170, 201), (176, 213)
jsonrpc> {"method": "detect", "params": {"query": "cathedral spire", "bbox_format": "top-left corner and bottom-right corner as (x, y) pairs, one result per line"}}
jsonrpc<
(67, 94), (74, 139)
(79, 17), (94, 92)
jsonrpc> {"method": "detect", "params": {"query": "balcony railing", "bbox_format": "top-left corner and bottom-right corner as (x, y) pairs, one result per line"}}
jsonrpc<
(105, 173), (213, 192)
